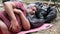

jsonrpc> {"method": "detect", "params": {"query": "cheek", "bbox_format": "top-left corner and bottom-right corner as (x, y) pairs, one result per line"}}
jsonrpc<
(32, 11), (35, 13)
(29, 8), (33, 11)
(34, 7), (37, 11)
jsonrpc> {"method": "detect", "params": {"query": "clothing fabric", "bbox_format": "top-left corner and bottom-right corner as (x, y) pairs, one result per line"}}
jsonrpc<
(2, 0), (23, 3)
(0, 2), (26, 34)
(2, 0), (10, 3)
(0, 11), (22, 34)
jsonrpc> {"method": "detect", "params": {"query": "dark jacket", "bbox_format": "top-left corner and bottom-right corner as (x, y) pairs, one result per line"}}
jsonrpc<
(2, 0), (10, 3)
(27, 13), (45, 28)
(36, 6), (57, 23)
(45, 7), (57, 23)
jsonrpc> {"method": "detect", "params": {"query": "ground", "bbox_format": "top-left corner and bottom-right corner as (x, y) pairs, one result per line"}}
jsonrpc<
(0, 0), (60, 34)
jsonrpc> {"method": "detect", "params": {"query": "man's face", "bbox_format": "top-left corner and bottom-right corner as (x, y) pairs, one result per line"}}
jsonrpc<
(28, 6), (37, 14)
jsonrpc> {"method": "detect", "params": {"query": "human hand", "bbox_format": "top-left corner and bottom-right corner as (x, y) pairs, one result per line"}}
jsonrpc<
(14, 9), (22, 14)
(10, 20), (21, 32)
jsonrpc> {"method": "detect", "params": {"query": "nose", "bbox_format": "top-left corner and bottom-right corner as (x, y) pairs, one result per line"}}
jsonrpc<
(32, 7), (37, 11)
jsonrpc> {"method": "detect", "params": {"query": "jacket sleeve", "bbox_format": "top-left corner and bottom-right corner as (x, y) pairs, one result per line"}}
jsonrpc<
(27, 13), (45, 28)
(27, 13), (45, 23)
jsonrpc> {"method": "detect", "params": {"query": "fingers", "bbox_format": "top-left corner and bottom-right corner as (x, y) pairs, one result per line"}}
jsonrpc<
(13, 8), (21, 12)
(9, 24), (21, 32)
(12, 26), (19, 32)
(9, 20), (21, 32)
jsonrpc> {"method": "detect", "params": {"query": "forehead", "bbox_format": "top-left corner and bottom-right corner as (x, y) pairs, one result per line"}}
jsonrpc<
(27, 4), (36, 8)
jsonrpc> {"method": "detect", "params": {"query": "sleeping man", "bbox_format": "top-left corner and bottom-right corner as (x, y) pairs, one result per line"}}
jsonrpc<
(0, 0), (57, 34)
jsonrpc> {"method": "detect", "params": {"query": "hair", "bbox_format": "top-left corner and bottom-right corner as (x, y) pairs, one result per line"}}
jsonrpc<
(2, 0), (10, 3)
